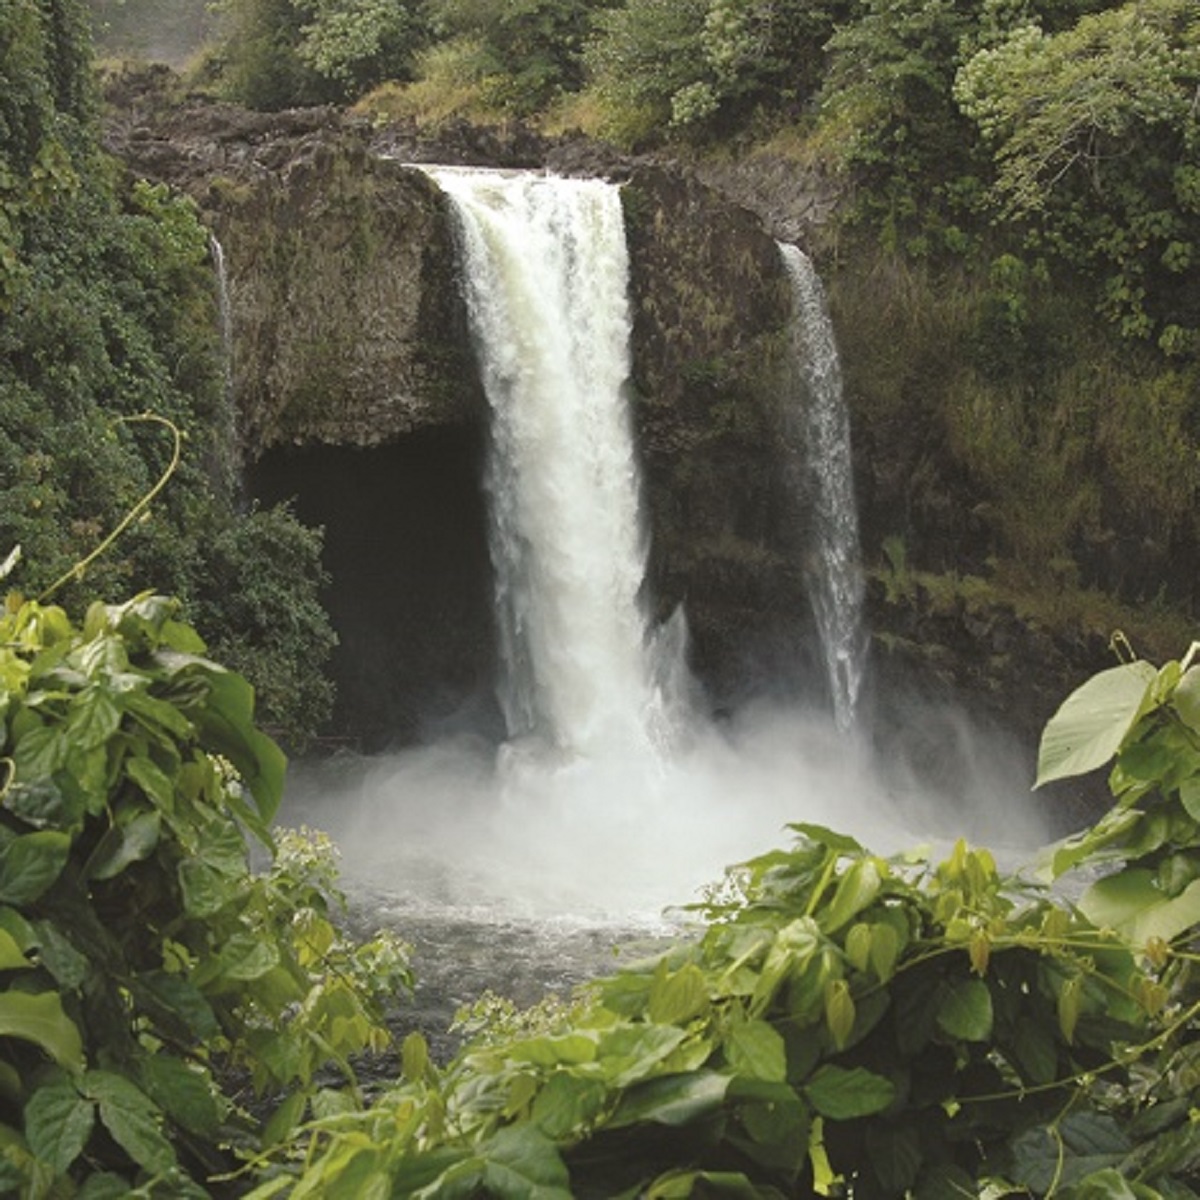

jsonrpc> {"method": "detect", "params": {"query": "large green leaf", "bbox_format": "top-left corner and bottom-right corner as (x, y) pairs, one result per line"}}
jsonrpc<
(65, 687), (122, 750)
(0, 929), (30, 972)
(85, 809), (161, 882)
(86, 1071), (176, 1176)
(0, 990), (84, 1072)
(531, 1073), (608, 1140)
(480, 1125), (572, 1200)
(804, 1065), (895, 1120)
(608, 1070), (730, 1129)
(24, 1081), (94, 1173)
(867, 1122), (922, 1193)
(0, 831), (70, 904)
(1079, 870), (1200, 947)
(164, 660), (286, 822)
(820, 858), (882, 934)
(1172, 666), (1200, 733)
(648, 963), (710, 1025)
(726, 1019), (787, 1083)
(1009, 1111), (1130, 1191)
(141, 1055), (222, 1138)
(936, 978), (993, 1042)
(1036, 661), (1158, 787)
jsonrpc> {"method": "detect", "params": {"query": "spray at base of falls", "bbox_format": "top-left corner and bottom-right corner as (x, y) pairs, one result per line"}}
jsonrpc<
(778, 242), (867, 733)
(279, 170), (1052, 924)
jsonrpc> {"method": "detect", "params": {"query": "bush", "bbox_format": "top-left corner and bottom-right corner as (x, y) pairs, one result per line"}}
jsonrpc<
(0, 593), (410, 1194)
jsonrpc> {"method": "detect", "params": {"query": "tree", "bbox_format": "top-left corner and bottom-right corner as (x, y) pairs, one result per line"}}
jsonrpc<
(954, 0), (1200, 353)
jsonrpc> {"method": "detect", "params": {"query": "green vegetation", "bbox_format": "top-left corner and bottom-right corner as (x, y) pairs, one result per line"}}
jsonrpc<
(2, 0), (336, 746)
(0, 591), (409, 1194)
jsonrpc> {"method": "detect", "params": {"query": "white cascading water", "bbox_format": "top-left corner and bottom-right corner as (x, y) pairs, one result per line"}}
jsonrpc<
(208, 234), (242, 500)
(426, 168), (679, 760)
(278, 177), (1050, 928)
(778, 242), (867, 733)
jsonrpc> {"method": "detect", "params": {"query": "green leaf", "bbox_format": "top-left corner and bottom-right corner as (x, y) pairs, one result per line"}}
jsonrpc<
(787, 824), (865, 855)
(12, 725), (68, 781)
(824, 978), (856, 1050)
(402, 1032), (430, 1083)
(0, 990), (84, 1071)
(646, 1170), (764, 1198)
(85, 809), (161, 882)
(4, 779), (77, 829)
(219, 932), (281, 981)
(480, 1124), (572, 1199)
(530, 1073), (607, 1140)
(177, 859), (233, 918)
(508, 1033), (598, 1069)
(936, 978), (993, 1042)
(1172, 666), (1200, 732)
(86, 1071), (176, 1176)
(1009, 1111), (1130, 1192)
(76, 1173), (138, 1200)
(141, 1055), (221, 1138)
(137, 971), (221, 1042)
(1079, 870), (1200, 947)
(599, 1024), (688, 1088)
(1180, 776), (1200, 822)
(125, 756), (176, 814)
(0, 831), (70, 904)
(804, 1065), (895, 1120)
(24, 1081), (94, 1172)
(0, 929), (30, 972)
(609, 1070), (730, 1129)
(166, 661), (285, 822)
(1013, 1017), (1058, 1085)
(1036, 661), (1158, 787)
(867, 1122), (922, 1192)
(726, 1019), (787, 1083)
(648, 963), (709, 1025)
(263, 1092), (306, 1148)
(820, 858), (882, 934)
(65, 687), (122, 750)
(29, 921), (88, 990)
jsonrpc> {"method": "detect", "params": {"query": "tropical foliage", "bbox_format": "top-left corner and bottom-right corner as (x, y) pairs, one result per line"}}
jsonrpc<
(2, 0), (336, 745)
(0, 590), (409, 1194)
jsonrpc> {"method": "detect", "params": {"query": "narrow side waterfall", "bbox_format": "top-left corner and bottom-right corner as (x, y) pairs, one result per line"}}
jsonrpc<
(778, 243), (866, 732)
(208, 234), (241, 499)
(426, 168), (679, 760)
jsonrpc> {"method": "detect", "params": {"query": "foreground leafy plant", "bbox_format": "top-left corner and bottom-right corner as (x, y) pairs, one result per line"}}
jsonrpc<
(246, 647), (1200, 1198)
(0, 592), (410, 1195)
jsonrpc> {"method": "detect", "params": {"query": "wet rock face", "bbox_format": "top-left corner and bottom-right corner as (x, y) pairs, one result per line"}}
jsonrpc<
(110, 96), (485, 454)
(621, 164), (818, 704)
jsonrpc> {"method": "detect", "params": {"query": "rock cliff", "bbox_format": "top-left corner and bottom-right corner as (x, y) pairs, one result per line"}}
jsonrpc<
(105, 74), (815, 741)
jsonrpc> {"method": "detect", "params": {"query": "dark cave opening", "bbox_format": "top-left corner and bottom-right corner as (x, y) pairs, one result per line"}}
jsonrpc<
(247, 427), (500, 751)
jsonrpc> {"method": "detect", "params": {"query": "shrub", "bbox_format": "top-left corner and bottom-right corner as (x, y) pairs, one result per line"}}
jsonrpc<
(0, 592), (409, 1194)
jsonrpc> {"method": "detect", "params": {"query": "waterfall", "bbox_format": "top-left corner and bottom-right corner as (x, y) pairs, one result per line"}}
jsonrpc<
(425, 168), (679, 760)
(778, 243), (866, 732)
(208, 234), (241, 499)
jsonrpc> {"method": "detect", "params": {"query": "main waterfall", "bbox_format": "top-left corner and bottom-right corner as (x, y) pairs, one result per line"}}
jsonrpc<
(427, 168), (680, 759)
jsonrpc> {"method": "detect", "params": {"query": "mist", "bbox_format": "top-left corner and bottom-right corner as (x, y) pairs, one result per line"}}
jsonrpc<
(278, 687), (1052, 928)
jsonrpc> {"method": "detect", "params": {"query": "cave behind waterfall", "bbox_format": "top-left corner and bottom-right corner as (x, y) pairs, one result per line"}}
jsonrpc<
(247, 428), (499, 750)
